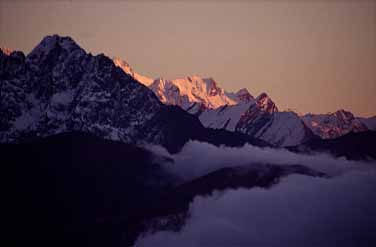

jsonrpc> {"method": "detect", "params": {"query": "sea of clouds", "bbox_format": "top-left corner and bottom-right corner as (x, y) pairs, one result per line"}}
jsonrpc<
(147, 140), (374, 180)
(138, 141), (376, 247)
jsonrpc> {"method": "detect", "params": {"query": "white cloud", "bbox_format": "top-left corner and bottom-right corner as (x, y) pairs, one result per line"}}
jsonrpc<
(147, 140), (374, 181)
(137, 171), (376, 247)
(138, 141), (376, 247)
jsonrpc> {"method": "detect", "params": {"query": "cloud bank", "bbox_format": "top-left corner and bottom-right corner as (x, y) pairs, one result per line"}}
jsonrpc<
(139, 141), (376, 247)
(148, 140), (374, 181)
(137, 171), (376, 247)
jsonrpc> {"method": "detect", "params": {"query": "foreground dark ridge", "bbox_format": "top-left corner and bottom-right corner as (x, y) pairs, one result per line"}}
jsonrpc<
(291, 130), (376, 160)
(3, 132), (327, 247)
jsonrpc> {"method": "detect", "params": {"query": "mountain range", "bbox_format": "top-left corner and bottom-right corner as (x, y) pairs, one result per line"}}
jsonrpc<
(113, 57), (376, 147)
(2, 35), (376, 247)
(1, 35), (274, 153)
(2, 35), (376, 151)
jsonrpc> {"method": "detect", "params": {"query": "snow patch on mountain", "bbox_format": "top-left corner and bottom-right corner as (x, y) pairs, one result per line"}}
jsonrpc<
(198, 93), (312, 146)
(254, 111), (312, 147)
(358, 116), (376, 131)
(199, 102), (254, 131)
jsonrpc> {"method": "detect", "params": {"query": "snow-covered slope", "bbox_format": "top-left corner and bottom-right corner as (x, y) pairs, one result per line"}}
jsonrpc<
(199, 102), (255, 131)
(113, 56), (315, 146)
(150, 76), (238, 110)
(253, 111), (315, 146)
(113, 57), (242, 110)
(198, 92), (314, 146)
(113, 55), (372, 146)
(302, 110), (368, 139)
(358, 116), (376, 131)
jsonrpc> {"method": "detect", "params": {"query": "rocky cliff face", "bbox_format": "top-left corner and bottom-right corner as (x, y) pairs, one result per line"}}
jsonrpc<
(1, 35), (269, 152)
(0, 35), (208, 152)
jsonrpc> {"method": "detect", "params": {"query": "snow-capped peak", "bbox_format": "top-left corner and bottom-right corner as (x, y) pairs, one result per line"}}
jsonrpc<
(334, 109), (355, 121)
(256, 92), (278, 113)
(113, 56), (238, 110)
(167, 75), (237, 109)
(146, 74), (238, 110)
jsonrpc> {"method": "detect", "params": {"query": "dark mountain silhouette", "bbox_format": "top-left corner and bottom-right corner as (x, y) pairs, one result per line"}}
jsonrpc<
(0, 34), (267, 153)
(291, 130), (376, 160)
(3, 132), (325, 247)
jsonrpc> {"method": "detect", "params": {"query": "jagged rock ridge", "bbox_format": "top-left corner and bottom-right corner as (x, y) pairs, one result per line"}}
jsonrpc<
(0, 35), (269, 152)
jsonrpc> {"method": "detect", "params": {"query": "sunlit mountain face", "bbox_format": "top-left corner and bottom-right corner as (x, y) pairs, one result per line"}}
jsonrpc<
(114, 56), (375, 147)
(2, 1), (376, 247)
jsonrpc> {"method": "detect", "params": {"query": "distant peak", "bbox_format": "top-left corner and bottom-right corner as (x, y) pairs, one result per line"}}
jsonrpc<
(256, 92), (270, 101)
(231, 88), (254, 103)
(236, 88), (250, 95)
(256, 92), (278, 113)
(334, 109), (354, 120)
(335, 109), (350, 114)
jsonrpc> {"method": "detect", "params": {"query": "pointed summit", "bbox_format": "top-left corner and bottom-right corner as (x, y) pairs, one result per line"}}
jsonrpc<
(334, 109), (354, 120)
(236, 88), (249, 95)
(256, 92), (278, 113)
(224, 88), (254, 104)
(235, 88), (254, 103)
(255, 92), (269, 101)
(27, 34), (84, 64)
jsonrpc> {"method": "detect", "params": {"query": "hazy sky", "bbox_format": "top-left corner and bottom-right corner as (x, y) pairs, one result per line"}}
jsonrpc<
(1, 0), (375, 116)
